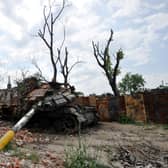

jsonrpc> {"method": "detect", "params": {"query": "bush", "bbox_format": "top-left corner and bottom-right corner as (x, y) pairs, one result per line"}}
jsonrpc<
(65, 142), (96, 168)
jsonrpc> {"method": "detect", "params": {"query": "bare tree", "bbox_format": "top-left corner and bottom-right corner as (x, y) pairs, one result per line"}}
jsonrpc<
(58, 47), (83, 88)
(38, 0), (65, 83)
(92, 29), (124, 96)
(55, 26), (83, 88)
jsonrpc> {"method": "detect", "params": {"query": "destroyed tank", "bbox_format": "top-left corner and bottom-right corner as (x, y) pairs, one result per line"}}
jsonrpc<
(0, 77), (98, 132)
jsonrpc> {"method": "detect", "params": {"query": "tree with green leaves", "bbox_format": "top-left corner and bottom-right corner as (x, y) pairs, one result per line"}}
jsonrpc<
(92, 29), (124, 96)
(119, 72), (145, 95)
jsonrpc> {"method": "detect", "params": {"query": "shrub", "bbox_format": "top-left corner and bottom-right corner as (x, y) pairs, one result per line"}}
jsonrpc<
(65, 142), (96, 168)
(64, 137), (110, 168)
(119, 115), (135, 124)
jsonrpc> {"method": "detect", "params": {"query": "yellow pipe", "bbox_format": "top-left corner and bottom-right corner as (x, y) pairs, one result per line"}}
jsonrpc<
(0, 130), (15, 150)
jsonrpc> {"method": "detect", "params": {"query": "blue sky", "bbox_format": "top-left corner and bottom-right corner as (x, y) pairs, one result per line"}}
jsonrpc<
(0, 0), (168, 94)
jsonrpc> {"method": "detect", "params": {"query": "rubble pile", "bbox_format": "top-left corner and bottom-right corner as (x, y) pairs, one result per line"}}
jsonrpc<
(41, 152), (64, 168)
(0, 157), (21, 168)
(0, 152), (64, 168)
(111, 143), (168, 168)
(0, 126), (50, 145)
(0, 120), (64, 168)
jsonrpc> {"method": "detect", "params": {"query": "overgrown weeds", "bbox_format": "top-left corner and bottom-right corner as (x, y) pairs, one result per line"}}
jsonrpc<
(162, 124), (168, 130)
(118, 115), (136, 124)
(64, 136), (110, 168)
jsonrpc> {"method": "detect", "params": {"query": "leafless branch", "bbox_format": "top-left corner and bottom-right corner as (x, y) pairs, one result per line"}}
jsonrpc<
(43, 6), (51, 35)
(92, 41), (104, 68)
(104, 29), (113, 62)
(59, 26), (66, 52)
(58, 47), (83, 87)
(31, 59), (49, 82)
(68, 61), (84, 74)
(53, 0), (65, 24)
(38, 29), (50, 48)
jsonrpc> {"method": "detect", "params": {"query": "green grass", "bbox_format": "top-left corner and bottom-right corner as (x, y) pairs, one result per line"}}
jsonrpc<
(64, 136), (110, 168)
(118, 115), (136, 124)
(162, 124), (168, 130)
(65, 142), (96, 168)
(25, 152), (40, 163)
(3, 142), (16, 151)
(118, 116), (168, 131)
(3, 142), (39, 163)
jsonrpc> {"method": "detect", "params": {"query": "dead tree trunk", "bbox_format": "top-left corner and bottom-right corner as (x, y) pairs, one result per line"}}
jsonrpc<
(38, 0), (65, 83)
(92, 29), (124, 96)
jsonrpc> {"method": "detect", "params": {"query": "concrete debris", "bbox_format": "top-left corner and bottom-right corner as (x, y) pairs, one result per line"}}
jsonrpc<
(0, 120), (64, 168)
(0, 154), (64, 168)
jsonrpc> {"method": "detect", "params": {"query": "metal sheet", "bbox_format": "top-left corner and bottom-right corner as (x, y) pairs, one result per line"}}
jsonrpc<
(144, 92), (168, 124)
(124, 94), (147, 122)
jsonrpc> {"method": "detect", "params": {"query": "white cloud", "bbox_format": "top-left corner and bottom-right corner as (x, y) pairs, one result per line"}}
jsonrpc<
(113, 27), (158, 65)
(0, 0), (167, 95)
(0, 12), (23, 40)
(15, 0), (43, 30)
(115, 28), (144, 49)
(108, 0), (141, 18)
(145, 13), (168, 31)
(163, 34), (168, 41)
(126, 47), (150, 65)
(144, 73), (168, 89)
(143, 2), (167, 10)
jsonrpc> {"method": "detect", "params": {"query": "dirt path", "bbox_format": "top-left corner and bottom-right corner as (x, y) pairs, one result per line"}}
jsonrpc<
(0, 121), (168, 167)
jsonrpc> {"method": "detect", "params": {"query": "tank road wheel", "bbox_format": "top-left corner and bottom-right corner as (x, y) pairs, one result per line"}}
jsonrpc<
(62, 115), (79, 133)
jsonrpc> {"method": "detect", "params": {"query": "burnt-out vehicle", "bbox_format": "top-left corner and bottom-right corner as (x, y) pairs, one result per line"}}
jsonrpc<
(0, 77), (98, 132)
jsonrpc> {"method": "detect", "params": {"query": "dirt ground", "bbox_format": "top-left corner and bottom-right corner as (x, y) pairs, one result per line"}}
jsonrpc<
(0, 120), (168, 168)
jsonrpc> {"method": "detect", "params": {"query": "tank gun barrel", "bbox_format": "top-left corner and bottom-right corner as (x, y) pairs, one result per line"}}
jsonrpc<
(12, 101), (42, 132)
(0, 101), (42, 150)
